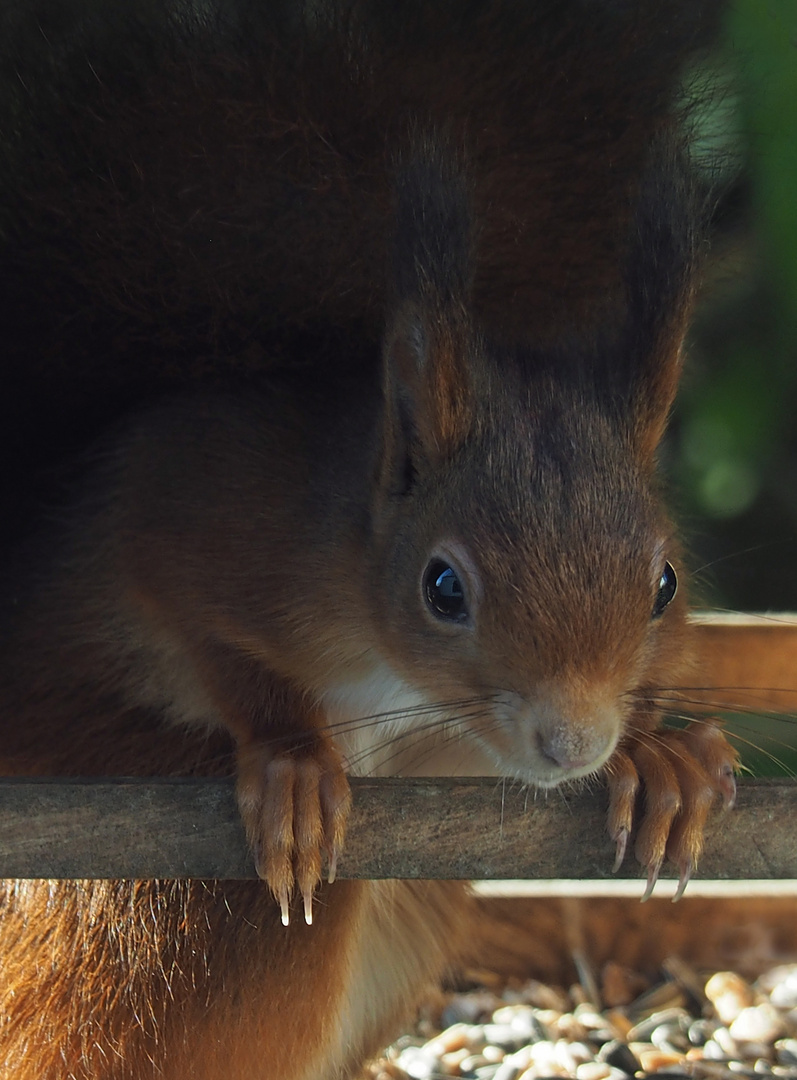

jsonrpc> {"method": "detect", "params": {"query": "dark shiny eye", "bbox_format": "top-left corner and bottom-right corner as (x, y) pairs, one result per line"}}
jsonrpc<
(652, 561), (677, 619)
(423, 559), (468, 622)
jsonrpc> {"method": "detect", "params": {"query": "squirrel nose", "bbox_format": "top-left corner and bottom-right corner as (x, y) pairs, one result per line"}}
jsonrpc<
(536, 725), (607, 772)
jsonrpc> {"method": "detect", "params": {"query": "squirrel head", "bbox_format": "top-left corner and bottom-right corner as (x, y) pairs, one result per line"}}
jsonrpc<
(364, 136), (697, 785)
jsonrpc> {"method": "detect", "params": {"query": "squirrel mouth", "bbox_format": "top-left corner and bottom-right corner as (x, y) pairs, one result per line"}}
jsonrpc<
(482, 691), (623, 787)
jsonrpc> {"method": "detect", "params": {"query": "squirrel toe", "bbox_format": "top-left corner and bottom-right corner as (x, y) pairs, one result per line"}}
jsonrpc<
(606, 718), (739, 900)
(236, 739), (351, 925)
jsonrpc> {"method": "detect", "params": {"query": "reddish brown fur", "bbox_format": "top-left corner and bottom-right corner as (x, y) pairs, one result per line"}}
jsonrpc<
(0, 3), (736, 1079)
(0, 876), (473, 1080)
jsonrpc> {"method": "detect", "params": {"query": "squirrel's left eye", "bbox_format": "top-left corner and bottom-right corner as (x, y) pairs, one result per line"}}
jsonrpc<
(423, 559), (469, 623)
(652, 561), (677, 619)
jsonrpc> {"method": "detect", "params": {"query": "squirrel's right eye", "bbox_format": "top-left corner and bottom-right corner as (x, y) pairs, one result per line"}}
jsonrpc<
(652, 561), (677, 619)
(423, 559), (468, 622)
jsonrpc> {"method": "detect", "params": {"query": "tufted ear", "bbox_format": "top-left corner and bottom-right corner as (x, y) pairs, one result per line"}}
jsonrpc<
(379, 138), (478, 492)
(612, 135), (703, 462)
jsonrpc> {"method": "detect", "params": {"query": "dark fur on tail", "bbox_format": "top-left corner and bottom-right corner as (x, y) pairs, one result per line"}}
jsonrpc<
(0, 0), (723, 530)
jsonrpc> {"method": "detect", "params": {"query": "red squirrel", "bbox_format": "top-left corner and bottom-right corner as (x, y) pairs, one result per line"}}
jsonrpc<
(0, 2), (739, 1078)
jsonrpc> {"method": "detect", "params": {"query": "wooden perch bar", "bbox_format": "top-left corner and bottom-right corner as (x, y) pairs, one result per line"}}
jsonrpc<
(688, 612), (797, 712)
(0, 776), (794, 881)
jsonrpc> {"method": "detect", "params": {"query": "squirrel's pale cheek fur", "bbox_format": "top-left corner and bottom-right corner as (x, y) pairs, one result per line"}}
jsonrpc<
(322, 657), (626, 784)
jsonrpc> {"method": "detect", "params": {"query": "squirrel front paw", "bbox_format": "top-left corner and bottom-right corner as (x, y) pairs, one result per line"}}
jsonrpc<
(236, 738), (352, 925)
(605, 718), (739, 901)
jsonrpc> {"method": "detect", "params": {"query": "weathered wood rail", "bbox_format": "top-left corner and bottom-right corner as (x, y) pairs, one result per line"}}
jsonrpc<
(0, 776), (794, 881)
(687, 611), (797, 712)
(0, 614), (794, 881)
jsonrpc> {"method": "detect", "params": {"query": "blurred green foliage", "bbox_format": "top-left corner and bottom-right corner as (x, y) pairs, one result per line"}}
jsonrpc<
(667, 0), (797, 614)
(670, 1), (797, 774)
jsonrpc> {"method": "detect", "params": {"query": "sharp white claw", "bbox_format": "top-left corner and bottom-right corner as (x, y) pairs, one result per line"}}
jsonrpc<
(640, 861), (661, 903)
(672, 861), (692, 903)
(722, 769), (737, 810)
(612, 828), (629, 873)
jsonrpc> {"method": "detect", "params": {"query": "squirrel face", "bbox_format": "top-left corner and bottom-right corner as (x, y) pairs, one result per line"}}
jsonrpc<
(337, 138), (698, 787)
(366, 359), (689, 787)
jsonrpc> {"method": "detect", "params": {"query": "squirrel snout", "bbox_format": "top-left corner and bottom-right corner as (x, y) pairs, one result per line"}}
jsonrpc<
(535, 724), (613, 773)
(497, 689), (623, 785)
